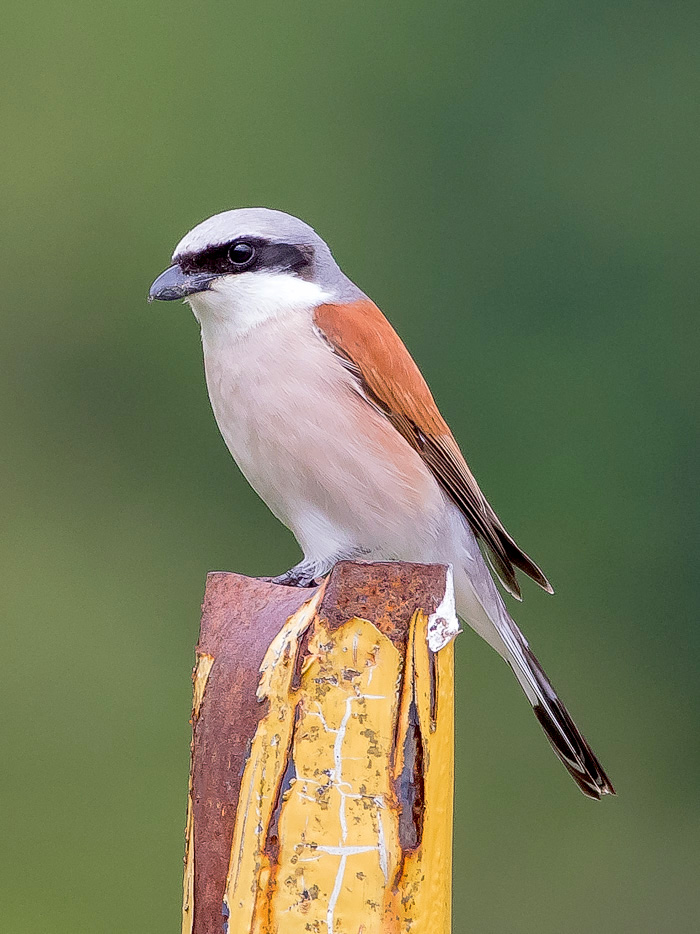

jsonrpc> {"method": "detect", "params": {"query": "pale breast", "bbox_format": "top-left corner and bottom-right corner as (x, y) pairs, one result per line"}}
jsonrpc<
(199, 307), (448, 561)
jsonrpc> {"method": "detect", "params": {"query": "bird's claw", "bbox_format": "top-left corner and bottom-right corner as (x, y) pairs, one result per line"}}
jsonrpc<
(260, 567), (320, 588)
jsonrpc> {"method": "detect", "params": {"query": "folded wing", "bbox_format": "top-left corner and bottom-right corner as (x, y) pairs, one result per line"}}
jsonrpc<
(314, 299), (552, 599)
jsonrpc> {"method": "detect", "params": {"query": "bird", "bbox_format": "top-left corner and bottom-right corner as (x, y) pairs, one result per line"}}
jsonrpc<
(149, 207), (614, 799)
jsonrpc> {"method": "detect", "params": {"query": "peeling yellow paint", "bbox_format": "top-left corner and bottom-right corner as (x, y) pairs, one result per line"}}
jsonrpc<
(384, 611), (455, 933)
(183, 652), (215, 934)
(182, 793), (195, 934)
(192, 652), (215, 719)
(224, 587), (327, 934)
(269, 617), (402, 934)
(223, 600), (454, 933)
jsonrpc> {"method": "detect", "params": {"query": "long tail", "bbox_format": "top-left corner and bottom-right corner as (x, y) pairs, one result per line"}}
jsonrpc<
(512, 643), (614, 798)
(497, 610), (615, 799)
(453, 558), (615, 799)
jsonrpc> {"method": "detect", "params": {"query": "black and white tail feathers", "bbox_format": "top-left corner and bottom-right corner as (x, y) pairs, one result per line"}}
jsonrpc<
(498, 611), (615, 799)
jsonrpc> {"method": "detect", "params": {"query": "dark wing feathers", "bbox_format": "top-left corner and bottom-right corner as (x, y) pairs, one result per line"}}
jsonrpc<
(314, 300), (552, 598)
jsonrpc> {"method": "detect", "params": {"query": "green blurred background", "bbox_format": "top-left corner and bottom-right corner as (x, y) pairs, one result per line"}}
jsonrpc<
(1, 1), (698, 931)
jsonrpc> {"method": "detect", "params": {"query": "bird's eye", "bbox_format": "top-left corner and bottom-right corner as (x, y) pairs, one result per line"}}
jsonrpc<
(228, 242), (256, 268)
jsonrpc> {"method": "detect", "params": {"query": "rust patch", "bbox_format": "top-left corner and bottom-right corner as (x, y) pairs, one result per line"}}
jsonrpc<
(190, 573), (313, 934)
(290, 622), (313, 692)
(320, 561), (448, 648)
(396, 700), (425, 852)
(429, 649), (439, 732)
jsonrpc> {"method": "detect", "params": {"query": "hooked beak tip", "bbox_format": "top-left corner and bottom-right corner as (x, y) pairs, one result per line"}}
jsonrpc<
(149, 264), (216, 303)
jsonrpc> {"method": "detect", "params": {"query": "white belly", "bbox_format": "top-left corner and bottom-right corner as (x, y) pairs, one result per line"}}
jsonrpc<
(198, 307), (450, 564)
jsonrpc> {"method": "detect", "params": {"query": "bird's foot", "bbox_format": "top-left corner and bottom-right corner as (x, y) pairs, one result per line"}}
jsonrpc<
(261, 561), (322, 588)
(261, 549), (372, 589)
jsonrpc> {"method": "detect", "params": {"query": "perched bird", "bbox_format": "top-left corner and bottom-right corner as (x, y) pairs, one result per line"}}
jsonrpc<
(149, 207), (614, 799)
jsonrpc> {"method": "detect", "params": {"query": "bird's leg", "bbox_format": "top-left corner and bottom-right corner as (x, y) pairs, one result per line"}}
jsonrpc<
(265, 549), (371, 588)
(268, 559), (321, 588)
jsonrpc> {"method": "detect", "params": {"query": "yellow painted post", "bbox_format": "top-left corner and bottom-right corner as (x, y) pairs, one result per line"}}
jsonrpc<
(183, 561), (459, 934)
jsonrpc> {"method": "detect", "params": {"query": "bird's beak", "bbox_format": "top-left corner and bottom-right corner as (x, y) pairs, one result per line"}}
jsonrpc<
(148, 264), (217, 302)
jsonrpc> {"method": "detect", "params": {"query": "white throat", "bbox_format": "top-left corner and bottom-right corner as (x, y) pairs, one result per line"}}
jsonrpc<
(186, 270), (334, 340)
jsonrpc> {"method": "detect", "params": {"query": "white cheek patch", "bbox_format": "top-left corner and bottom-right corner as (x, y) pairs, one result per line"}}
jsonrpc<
(188, 271), (334, 336)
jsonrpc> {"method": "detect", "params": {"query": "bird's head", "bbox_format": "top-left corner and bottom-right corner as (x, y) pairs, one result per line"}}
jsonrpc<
(149, 207), (360, 330)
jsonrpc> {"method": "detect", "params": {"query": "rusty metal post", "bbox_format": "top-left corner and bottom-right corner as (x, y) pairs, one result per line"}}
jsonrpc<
(183, 561), (459, 934)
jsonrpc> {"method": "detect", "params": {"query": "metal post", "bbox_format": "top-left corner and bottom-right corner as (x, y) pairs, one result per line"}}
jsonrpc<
(183, 561), (458, 934)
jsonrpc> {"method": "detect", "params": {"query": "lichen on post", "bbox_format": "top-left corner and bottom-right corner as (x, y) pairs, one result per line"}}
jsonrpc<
(183, 561), (459, 934)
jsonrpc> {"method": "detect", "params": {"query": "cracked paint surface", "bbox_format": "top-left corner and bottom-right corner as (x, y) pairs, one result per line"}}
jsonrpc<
(222, 594), (454, 933)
